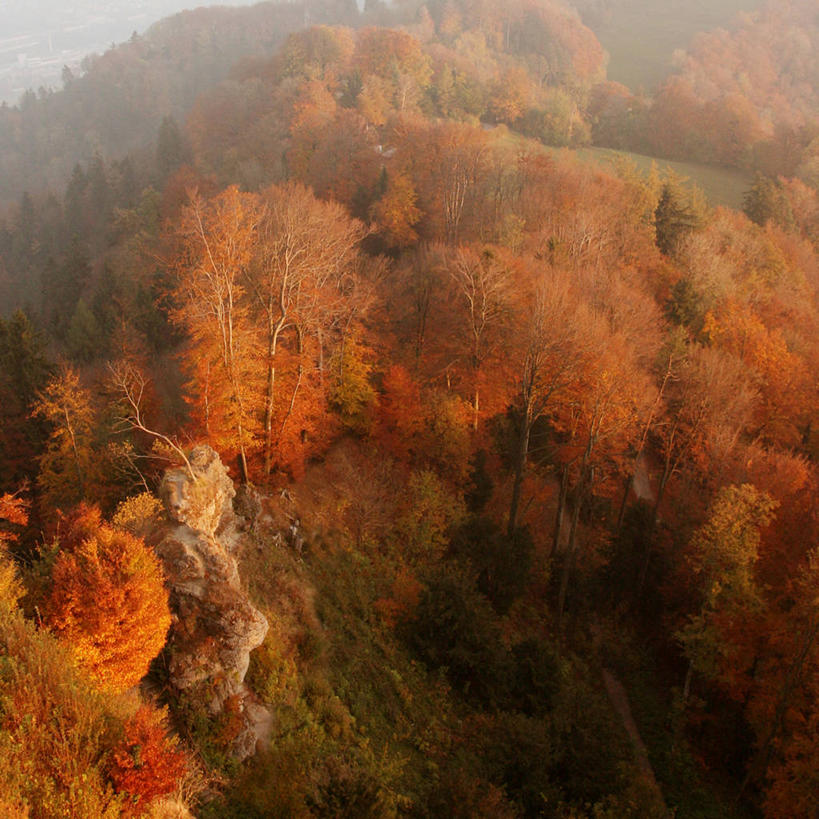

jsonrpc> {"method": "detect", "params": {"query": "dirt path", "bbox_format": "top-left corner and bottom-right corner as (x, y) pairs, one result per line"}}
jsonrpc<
(589, 620), (670, 812)
(601, 666), (669, 814)
(602, 668), (659, 784)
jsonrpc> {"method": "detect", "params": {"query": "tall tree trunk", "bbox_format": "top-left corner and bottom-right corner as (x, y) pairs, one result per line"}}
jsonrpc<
(681, 661), (693, 709)
(557, 483), (584, 631)
(617, 361), (671, 534)
(551, 464), (570, 558)
(507, 404), (532, 538)
(64, 408), (85, 495)
(557, 443), (594, 628)
(264, 306), (286, 479)
(616, 473), (634, 534)
(278, 326), (305, 442)
(264, 343), (275, 477)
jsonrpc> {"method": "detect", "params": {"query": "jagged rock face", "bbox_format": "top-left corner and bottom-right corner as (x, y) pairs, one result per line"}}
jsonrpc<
(161, 446), (236, 538)
(152, 445), (269, 758)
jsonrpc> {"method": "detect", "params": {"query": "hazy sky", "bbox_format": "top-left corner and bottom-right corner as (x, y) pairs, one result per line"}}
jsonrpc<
(0, 1), (256, 31)
(0, 1), (259, 103)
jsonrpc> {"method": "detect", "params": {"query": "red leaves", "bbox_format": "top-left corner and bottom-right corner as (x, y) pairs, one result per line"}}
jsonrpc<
(109, 705), (188, 814)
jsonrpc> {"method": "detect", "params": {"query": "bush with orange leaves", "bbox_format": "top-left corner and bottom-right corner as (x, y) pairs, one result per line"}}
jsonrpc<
(109, 704), (189, 814)
(0, 492), (28, 610)
(46, 505), (171, 693)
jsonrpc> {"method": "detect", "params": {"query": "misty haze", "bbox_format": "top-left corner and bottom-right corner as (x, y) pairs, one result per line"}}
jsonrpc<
(1, 1), (818, 817)
(0, 0), (255, 104)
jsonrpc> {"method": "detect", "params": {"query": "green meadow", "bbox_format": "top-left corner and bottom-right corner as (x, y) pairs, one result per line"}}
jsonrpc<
(576, 146), (754, 210)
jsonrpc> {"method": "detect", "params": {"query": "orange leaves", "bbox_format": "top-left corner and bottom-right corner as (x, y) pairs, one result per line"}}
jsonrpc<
(442, 244), (518, 428)
(705, 299), (814, 447)
(170, 182), (367, 481)
(763, 702), (819, 819)
(173, 186), (264, 474)
(46, 505), (171, 693)
(0, 493), (28, 544)
(275, 26), (355, 84)
(354, 27), (432, 100)
(377, 365), (423, 462)
(0, 492), (27, 610)
(109, 704), (188, 815)
(374, 567), (422, 629)
(370, 171), (421, 248)
(647, 0), (819, 172)
(488, 67), (532, 124)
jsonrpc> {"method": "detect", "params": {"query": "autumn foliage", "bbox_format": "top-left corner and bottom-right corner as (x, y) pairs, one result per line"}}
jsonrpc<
(108, 704), (189, 814)
(4, 0), (819, 815)
(46, 505), (171, 693)
(0, 493), (27, 610)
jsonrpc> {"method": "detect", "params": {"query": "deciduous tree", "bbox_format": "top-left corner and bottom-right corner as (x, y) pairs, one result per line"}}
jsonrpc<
(33, 364), (97, 511)
(172, 186), (262, 481)
(109, 704), (188, 815)
(46, 505), (171, 693)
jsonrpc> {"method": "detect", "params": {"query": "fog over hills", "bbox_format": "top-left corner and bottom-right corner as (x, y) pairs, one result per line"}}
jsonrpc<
(568, 0), (765, 89)
(0, 0), (255, 104)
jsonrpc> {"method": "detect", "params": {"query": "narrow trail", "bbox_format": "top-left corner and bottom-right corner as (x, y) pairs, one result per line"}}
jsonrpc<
(591, 624), (669, 814)
(601, 667), (661, 788)
(600, 666), (670, 815)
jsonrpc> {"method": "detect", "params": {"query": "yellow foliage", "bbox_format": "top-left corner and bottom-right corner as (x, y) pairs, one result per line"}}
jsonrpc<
(0, 607), (124, 817)
(112, 492), (163, 537)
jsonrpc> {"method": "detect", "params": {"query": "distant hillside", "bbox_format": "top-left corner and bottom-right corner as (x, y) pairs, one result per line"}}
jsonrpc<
(0, 0), (259, 105)
(0, 0), (358, 206)
(569, 0), (763, 90)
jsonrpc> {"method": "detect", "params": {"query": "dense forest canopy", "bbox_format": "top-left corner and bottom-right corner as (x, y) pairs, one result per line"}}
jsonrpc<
(1, 0), (819, 816)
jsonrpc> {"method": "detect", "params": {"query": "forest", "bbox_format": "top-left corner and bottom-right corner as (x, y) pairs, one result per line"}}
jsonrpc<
(1, 0), (819, 816)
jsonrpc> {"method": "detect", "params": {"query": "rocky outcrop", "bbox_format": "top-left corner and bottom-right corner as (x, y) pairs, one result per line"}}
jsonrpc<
(150, 446), (269, 759)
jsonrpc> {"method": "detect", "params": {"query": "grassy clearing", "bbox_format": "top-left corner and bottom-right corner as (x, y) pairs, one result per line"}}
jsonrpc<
(549, 144), (753, 210)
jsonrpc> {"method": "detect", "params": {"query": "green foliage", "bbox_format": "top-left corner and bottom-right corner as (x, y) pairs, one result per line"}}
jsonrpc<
(44, 237), (91, 340)
(481, 711), (564, 815)
(418, 391), (473, 482)
(405, 565), (511, 706)
(66, 298), (104, 364)
(110, 492), (163, 539)
(665, 277), (707, 335)
(156, 115), (190, 179)
(602, 628), (740, 818)
(450, 515), (533, 613)
(170, 681), (241, 779)
(605, 499), (655, 602)
(424, 765), (518, 818)
(677, 484), (778, 682)
(33, 365), (98, 511)
(548, 659), (633, 806)
(519, 89), (588, 148)
(0, 310), (51, 491)
(743, 172), (779, 227)
(654, 173), (707, 256)
(511, 637), (560, 717)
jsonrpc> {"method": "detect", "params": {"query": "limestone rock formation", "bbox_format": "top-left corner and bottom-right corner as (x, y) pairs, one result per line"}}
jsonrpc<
(150, 445), (269, 758)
